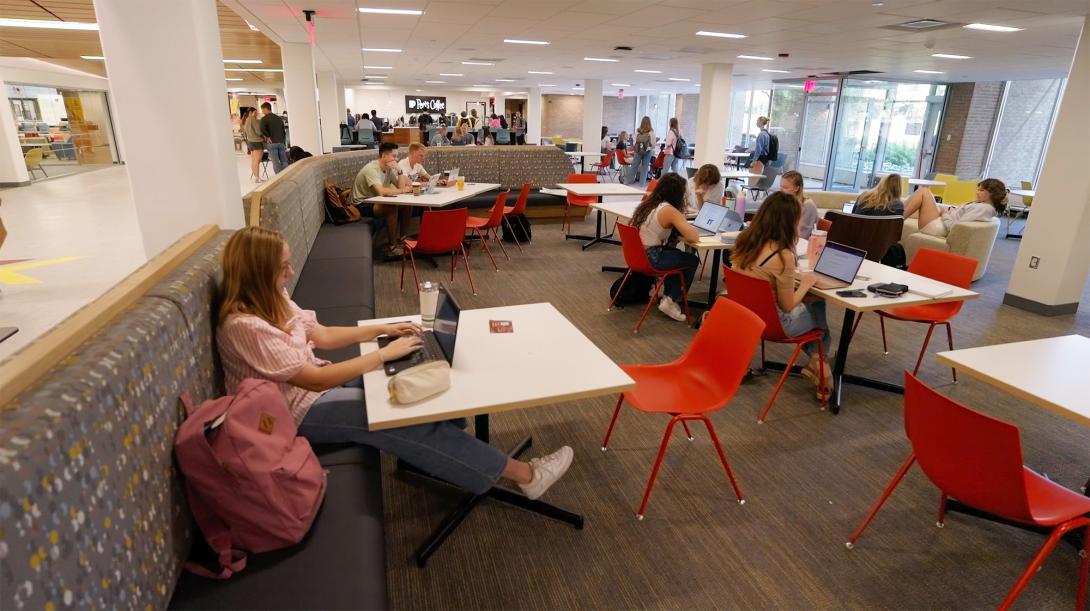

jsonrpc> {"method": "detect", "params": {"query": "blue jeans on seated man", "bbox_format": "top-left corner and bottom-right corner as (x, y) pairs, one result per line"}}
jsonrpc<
(297, 378), (507, 495)
(779, 300), (831, 356)
(645, 246), (699, 304)
(267, 142), (289, 174)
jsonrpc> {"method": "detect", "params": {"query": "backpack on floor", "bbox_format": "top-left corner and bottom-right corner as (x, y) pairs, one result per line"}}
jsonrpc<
(610, 272), (656, 306)
(881, 242), (907, 270)
(175, 379), (327, 579)
(501, 213), (532, 243)
(324, 179), (361, 225)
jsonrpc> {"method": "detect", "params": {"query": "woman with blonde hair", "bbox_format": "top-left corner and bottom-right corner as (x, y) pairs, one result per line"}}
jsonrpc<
(627, 116), (657, 185)
(779, 170), (819, 239)
(241, 107), (265, 183)
(215, 226), (574, 499)
(854, 174), (905, 216)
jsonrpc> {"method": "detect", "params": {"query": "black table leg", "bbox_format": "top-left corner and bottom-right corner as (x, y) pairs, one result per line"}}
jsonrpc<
(686, 249), (722, 311)
(565, 196), (621, 250)
(828, 309), (855, 414)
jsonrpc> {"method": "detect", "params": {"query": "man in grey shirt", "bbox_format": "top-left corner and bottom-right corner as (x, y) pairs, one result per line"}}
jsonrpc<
(259, 102), (288, 173)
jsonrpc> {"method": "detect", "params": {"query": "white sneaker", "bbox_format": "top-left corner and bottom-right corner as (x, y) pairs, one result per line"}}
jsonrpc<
(518, 446), (573, 500)
(657, 296), (686, 322)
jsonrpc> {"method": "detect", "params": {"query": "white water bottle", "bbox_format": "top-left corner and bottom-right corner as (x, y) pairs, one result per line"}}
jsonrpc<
(735, 190), (747, 217)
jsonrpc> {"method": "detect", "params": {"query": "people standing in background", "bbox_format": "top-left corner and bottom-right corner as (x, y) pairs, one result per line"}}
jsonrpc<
(779, 170), (819, 240)
(469, 108), (480, 130)
(499, 114), (508, 130)
(370, 109), (383, 134)
(627, 116), (657, 185)
(600, 126), (612, 154)
(748, 116), (772, 185)
(346, 109), (357, 144)
(489, 114), (501, 129)
(511, 112), (525, 144)
(241, 107), (265, 183)
(663, 117), (683, 175)
(259, 102), (288, 174)
(684, 164), (724, 214)
(417, 112), (433, 144)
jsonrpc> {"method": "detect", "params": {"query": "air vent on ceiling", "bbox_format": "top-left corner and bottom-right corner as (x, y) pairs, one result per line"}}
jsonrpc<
(882, 19), (963, 32)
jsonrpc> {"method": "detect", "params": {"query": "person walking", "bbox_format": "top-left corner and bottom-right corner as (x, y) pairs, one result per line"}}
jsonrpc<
(748, 116), (773, 186)
(663, 117), (683, 175)
(241, 107), (265, 183)
(627, 116), (657, 185)
(259, 102), (288, 174)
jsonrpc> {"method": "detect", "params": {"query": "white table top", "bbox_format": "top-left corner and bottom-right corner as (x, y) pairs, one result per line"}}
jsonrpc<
(364, 182), (499, 207)
(358, 302), (635, 431)
(558, 183), (646, 197)
(725, 152), (751, 158)
(936, 335), (1090, 428)
(565, 152), (604, 158)
(722, 170), (764, 180)
(590, 199), (640, 221)
(1010, 189), (1036, 198)
(806, 258), (978, 312)
(908, 178), (946, 187)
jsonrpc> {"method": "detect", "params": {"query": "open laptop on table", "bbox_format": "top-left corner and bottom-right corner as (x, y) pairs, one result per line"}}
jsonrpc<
(810, 241), (867, 289)
(842, 202), (856, 214)
(689, 202), (730, 236)
(376, 284), (462, 376)
(443, 167), (460, 185)
(420, 173), (441, 193)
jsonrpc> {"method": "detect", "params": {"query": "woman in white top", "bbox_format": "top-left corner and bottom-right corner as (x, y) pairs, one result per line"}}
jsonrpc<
(779, 170), (819, 240)
(902, 177), (1006, 237)
(600, 126), (612, 154)
(684, 164), (725, 214)
(628, 173), (700, 322)
(662, 117), (682, 175)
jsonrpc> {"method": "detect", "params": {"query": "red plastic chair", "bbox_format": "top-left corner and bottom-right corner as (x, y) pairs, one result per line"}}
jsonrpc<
(616, 148), (632, 177)
(850, 248), (977, 381)
(400, 207), (477, 295)
(465, 190), (510, 271)
(650, 151), (665, 178)
(501, 182), (531, 253)
(602, 297), (765, 519)
(723, 266), (828, 422)
(816, 217), (832, 232)
(847, 372), (1090, 610)
(608, 223), (692, 333)
(562, 173), (597, 234)
(644, 178), (659, 195)
(591, 150), (617, 181)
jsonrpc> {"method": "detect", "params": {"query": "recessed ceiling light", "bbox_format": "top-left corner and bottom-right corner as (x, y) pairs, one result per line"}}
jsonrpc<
(425, 80), (446, 84)
(416, 89), (422, 92)
(931, 53), (972, 59)
(223, 59), (262, 64)
(634, 69), (662, 74)
(610, 83), (631, 87)
(538, 84), (556, 87)
(80, 55), (105, 60)
(364, 65), (393, 69)
(737, 54), (774, 61)
(528, 71), (553, 75)
(495, 78), (517, 82)
(225, 68), (284, 72)
(0, 18), (97, 30)
(358, 8), (424, 15)
(362, 47), (402, 52)
(225, 78), (243, 81)
(462, 61), (494, 66)
(913, 69), (945, 74)
(762, 69), (790, 74)
(364, 75), (388, 79)
(584, 57), (618, 62)
(668, 77), (690, 81)
(504, 39), (549, 45)
(696, 30), (746, 39)
(964, 23), (1023, 33)
(439, 73), (463, 76)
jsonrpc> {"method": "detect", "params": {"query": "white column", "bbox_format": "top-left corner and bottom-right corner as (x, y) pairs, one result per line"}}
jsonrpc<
(0, 85), (30, 186)
(527, 86), (543, 145)
(93, 0), (243, 259)
(336, 79), (348, 128)
(345, 87), (356, 121)
(1005, 14), (1090, 315)
(281, 43), (321, 153)
(581, 79), (604, 154)
(316, 70), (340, 153)
(694, 63), (733, 168)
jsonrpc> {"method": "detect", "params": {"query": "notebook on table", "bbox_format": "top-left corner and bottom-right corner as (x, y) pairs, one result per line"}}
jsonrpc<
(376, 284), (462, 376)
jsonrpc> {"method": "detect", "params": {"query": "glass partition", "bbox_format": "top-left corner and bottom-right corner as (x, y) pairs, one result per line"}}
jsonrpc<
(770, 79), (837, 189)
(727, 88), (771, 150)
(984, 78), (1064, 188)
(8, 83), (118, 176)
(635, 94), (675, 136)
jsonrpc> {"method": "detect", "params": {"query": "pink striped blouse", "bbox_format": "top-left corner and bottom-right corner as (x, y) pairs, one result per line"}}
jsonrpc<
(218, 296), (331, 425)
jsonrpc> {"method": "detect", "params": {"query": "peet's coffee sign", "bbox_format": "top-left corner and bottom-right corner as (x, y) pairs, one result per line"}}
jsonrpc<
(406, 95), (446, 113)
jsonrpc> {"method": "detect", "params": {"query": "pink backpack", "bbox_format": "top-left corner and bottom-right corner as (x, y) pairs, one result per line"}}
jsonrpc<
(175, 378), (327, 578)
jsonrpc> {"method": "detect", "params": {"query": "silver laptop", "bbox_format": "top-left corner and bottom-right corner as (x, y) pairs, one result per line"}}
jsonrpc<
(689, 202), (729, 236)
(421, 173), (441, 193)
(812, 241), (867, 289)
(719, 209), (744, 233)
(446, 167), (459, 184)
(842, 202), (856, 214)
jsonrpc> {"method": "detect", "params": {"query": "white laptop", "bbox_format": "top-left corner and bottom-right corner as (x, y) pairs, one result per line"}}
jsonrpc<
(446, 167), (460, 184)
(842, 202), (856, 214)
(421, 173), (441, 193)
(811, 241), (867, 289)
(689, 202), (729, 236)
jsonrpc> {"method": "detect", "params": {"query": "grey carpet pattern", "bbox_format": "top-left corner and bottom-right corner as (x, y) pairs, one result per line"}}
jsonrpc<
(371, 214), (1090, 610)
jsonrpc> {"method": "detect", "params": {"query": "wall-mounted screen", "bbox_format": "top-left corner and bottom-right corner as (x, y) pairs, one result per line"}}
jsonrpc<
(406, 95), (446, 113)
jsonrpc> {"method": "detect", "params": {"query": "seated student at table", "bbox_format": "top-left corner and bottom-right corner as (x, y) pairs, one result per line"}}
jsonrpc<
(614, 130), (630, 155)
(217, 227), (574, 500)
(779, 170), (819, 239)
(730, 192), (831, 398)
(450, 124), (473, 146)
(430, 128), (451, 147)
(398, 142), (447, 186)
(629, 173), (700, 323)
(902, 177), (1006, 238)
(600, 126), (613, 154)
(684, 163), (725, 213)
(854, 174), (904, 216)
(352, 142), (414, 257)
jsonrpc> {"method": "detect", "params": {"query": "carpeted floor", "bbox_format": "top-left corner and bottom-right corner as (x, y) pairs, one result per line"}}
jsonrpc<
(372, 211), (1090, 610)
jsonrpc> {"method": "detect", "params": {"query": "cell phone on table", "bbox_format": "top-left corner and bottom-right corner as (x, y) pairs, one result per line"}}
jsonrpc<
(836, 289), (867, 298)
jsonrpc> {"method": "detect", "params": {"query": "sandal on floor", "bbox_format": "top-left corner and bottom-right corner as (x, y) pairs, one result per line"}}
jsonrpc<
(800, 365), (832, 402)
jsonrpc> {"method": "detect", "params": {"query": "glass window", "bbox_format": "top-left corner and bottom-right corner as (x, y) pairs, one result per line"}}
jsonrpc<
(635, 94), (675, 136)
(985, 78), (1064, 188)
(727, 89), (771, 149)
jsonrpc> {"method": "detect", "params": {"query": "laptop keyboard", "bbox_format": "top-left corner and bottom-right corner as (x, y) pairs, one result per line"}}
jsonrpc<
(379, 332), (445, 372)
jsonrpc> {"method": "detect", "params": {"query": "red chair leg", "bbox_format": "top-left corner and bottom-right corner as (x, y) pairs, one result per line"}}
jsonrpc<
(404, 248), (420, 292)
(679, 419), (694, 441)
(636, 416), (680, 520)
(601, 395), (624, 451)
(608, 271), (632, 311)
(675, 271), (692, 324)
(634, 277), (664, 334)
(998, 521), (1084, 611)
(913, 322), (938, 375)
(699, 416), (745, 503)
(815, 339), (828, 408)
(846, 453), (916, 548)
(502, 216), (524, 253)
(491, 227), (510, 260)
(757, 342), (805, 423)
(459, 244), (477, 295)
(879, 314), (889, 354)
(936, 493), (947, 527)
(1077, 524), (1089, 610)
(474, 228), (498, 271)
(944, 322), (957, 382)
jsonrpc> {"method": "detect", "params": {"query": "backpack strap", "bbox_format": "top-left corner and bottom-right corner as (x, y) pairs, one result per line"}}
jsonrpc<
(184, 490), (248, 579)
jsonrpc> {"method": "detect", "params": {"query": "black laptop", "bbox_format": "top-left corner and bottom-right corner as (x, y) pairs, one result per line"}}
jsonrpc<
(376, 284), (461, 376)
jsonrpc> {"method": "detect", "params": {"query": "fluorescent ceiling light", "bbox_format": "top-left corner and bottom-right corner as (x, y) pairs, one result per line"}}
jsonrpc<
(225, 68), (284, 72)
(696, 30), (746, 39)
(931, 53), (972, 59)
(80, 55), (104, 60)
(964, 23), (1023, 32)
(364, 65), (393, 69)
(538, 84), (556, 87)
(439, 73), (463, 76)
(527, 70), (553, 75)
(495, 78), (517, 82)
(914, 69), (944, 74)
(668, 77), (691, 81)
(610, 83), (631, 87)
(737, 54), (774, 61)
(634, 69), (662, 74)
(225, 78), (243, 81)
(358, 8), (424, 15)
(364, 75), (388, 78)
(0, 18), (98, 30)
(504, 39), (549, 45)
(762, 69), (790, 74)
(362, 47), (402, 52)
(416, 89), (422, 92)
(223, 59), (262, 64)
(584, 57), (618, 62)
(462, 61), (494, 66)
(425, 80), (446, 84)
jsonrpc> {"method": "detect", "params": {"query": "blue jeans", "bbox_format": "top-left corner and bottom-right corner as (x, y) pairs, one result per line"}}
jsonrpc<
(779, 300), (830, 356)
(663, 154), (681, 175)
(267, 142), (289, 174)
(298, 379), (507, 495)
(627, 151), (654, 184)
(645, 246), (698, 303)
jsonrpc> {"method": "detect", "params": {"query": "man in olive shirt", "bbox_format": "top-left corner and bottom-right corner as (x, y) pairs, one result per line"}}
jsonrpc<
(353, 142), (412, 256)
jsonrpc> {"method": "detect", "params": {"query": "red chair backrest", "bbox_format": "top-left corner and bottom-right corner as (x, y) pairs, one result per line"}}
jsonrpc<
(616, 148), (629, 165)
(616, 223), (658, 276)
(652, 151), (665, 169)
(566, 173), (597, 206)
(906, 248), (977, 318)
(599, 150), (615, 168)
(645, 179), (658, 193)
(722, 266), (792, 341)
(677, 297), (766, 407)
(511, 182), (531, 215)
(903, 372), (1033, 522)
(816, 217), (832, 232)
(479, 190), (509, 229)
(416, 208), (468, 253)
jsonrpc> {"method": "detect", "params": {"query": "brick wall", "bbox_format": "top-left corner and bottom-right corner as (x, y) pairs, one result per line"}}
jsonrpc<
(541, 94), (583, 139)
(676, 94), (699, 141)
(934, 83), (974, 174)
(956, 81), (1003, 179)
(603, 96), (636, 136)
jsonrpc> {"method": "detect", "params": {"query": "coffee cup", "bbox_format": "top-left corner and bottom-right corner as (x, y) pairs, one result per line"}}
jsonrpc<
(412, 182), (421, 196)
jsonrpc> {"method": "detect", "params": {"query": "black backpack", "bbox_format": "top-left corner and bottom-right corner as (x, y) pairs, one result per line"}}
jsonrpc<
(765, 132), (779, 163)
(501, 214), (532, 243)
(289, 146), (312, 164)
(609, 272), (655, 306)
(881, 242), (907, 270)
(673, 130), (688, 158)
(635, 132), (652, 156)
